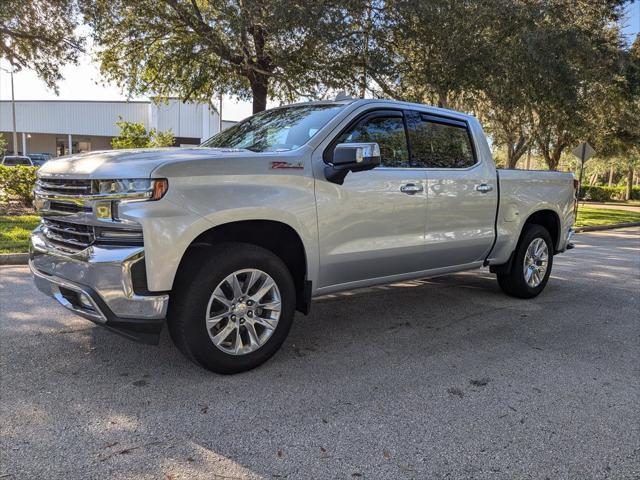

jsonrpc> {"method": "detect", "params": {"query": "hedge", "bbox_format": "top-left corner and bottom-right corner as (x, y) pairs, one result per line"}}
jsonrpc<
(579, 185), (640, 202)
(0, 165), (38, 207)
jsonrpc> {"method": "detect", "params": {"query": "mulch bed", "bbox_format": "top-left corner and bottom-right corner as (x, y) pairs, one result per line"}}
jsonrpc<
(0, 202), (35, 216)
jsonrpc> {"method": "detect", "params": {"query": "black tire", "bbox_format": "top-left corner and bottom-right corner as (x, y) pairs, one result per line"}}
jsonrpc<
(168, 242), (296, 374)
(496, 224), (554, 299)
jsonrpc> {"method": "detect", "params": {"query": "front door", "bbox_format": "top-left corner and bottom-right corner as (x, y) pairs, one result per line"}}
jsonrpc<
(315, 110), (428, 288)
(406, 111), (497, 269)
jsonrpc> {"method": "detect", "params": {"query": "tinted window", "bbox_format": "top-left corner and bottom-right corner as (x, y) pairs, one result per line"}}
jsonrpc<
(410, 116), (475, 168)
(337, 115), (409, 168)
(2, 157), (31, 166)
(201, 104), (345, 152)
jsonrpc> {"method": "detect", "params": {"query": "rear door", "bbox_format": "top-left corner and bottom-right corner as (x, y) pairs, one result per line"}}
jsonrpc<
(315, 109), (429, 287)
(406, 111), (497, 269)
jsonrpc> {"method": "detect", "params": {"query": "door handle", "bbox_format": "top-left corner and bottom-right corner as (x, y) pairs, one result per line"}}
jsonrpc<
(400, 183), (424, 195)
(475, 183), (494, 193)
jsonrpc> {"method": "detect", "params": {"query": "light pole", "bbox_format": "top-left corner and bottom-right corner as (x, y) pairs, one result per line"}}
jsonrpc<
(10, 68), (17, 154)
(0, 64), (18, 155)
(218, 92), (223, 133)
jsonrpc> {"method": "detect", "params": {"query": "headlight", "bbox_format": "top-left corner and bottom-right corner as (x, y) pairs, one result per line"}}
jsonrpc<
(93, 178), (168, 201)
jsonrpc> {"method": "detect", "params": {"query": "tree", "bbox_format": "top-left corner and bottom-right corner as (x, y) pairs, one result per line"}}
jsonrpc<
(528, 1), (627, 170)
(593, 35), (640, 198)
(367, 0), (500, 107)
(368, 1), (627, 171)
(0, 135), (7, 154)
(0, 0), (83, 92)
(365, 0), (547, 168)
(111, 120), (175, 149)
(83, 0), (367, 113)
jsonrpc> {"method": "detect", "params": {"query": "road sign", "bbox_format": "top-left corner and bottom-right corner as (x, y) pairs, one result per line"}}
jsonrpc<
(572, 142), (595, 163)
(572, 142), (595, 211)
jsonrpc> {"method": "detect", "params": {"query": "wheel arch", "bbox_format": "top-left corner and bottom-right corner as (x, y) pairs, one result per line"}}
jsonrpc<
(490, 208), (561, 275)
(522, 209), (561, 253)
(173, 219), (312, 314)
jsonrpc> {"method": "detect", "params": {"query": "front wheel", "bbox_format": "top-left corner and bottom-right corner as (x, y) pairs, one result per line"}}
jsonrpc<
(168, 243), (296, 374)
(497, 224), (554, 299)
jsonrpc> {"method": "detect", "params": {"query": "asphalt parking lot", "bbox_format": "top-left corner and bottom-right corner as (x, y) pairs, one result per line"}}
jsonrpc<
(1, 227), (639, 480)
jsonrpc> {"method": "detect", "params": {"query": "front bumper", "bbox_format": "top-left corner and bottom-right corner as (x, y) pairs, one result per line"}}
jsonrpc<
(29, 229), (168, 344)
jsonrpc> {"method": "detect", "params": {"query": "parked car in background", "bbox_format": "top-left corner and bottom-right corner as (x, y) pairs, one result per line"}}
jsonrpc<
(27, 153), (53, 167)
(29, 98), (576, 374)
(1, 154), (52, 168)
(1, 155), (34, 166)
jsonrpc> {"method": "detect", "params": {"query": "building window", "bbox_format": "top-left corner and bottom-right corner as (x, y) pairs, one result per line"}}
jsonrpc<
(56, 138), (92, 155)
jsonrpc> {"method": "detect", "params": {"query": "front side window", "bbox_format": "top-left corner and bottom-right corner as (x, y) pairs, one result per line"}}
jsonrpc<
(410, 115), (476, 168)
(337, 115), (409, 168)
(201, 104), (345, 152)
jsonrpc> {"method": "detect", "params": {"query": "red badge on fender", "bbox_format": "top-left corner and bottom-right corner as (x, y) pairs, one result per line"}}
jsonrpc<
(271, 161), (304, 169)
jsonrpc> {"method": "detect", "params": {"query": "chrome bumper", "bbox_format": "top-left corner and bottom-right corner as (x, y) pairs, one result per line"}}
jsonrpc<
(29, 228), (168, 343)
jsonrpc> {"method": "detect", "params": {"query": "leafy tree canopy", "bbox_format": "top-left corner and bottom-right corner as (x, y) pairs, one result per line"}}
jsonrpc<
(83, 0), (369, 113)
(0, 0), (83, 92)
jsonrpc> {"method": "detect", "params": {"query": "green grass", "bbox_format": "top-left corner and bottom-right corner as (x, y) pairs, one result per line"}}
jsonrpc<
(575, 206), (640, 228)
(0, 215), (39, 253)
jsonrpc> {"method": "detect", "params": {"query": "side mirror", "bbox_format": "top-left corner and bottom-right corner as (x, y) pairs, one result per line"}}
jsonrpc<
(325, 142), (381, 185)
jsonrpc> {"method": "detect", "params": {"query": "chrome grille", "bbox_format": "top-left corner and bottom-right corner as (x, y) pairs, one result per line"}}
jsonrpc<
(42, 218), (95, 252)
(36, 178), (93, 196)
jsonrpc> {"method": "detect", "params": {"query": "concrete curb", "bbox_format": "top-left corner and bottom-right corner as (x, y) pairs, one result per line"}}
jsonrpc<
(0, 253), (29, 265)
(1, 222), (638, 267)
(575, 222), (640, 233)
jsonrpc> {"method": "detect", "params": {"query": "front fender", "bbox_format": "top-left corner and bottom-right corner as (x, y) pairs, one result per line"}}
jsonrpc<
(119, 174), (318, 292)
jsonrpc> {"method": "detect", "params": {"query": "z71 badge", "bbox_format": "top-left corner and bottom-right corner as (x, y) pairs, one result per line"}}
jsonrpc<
(270, 161), (304, 169)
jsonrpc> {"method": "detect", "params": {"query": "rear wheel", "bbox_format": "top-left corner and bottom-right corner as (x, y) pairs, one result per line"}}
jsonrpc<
(497, 224), (553, 299)
(168, 243), (296, 374)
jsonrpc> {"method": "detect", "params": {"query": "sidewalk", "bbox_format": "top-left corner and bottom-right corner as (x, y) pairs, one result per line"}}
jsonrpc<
(581, 202), (640, 212)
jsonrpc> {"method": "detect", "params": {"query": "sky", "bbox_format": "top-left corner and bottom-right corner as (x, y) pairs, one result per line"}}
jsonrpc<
(0, 1), (638, 121)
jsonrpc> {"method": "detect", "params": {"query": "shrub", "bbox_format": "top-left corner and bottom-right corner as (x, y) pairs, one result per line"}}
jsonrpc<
(580, 185), (640, 201)
(111, 119), (175, 149)
(0, 165), (38, 207)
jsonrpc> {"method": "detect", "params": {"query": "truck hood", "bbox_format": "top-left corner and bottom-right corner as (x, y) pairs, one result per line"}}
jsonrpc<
(38, 147), (258, 179)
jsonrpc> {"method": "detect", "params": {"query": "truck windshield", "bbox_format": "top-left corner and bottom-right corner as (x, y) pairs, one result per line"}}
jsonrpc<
(201, 104), (345, 152)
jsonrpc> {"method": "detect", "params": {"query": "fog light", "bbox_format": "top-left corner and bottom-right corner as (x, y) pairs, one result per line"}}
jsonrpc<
(78, 293), (95, 310)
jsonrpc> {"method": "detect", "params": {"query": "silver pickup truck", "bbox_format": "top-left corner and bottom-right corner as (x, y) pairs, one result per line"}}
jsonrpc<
(30, 99), (576, 373)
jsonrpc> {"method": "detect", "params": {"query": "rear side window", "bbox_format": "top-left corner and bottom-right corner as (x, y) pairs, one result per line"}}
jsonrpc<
(409, 115), (476, 168)
(2, 157), (31, 166)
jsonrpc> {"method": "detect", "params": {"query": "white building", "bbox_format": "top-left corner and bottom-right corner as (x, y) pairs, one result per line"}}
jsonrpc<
(0, 99), (236, 156)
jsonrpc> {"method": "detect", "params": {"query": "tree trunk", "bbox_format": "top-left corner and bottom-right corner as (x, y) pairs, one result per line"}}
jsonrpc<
(506, 135), (528, 169)
(437, 89), (448, 109)
(626, 167), (634, 201)
(250, 75), (268, 114)
(545, 154), (561, 171)
(507, 149), (518, 169)
(608, 165), (614, 187)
